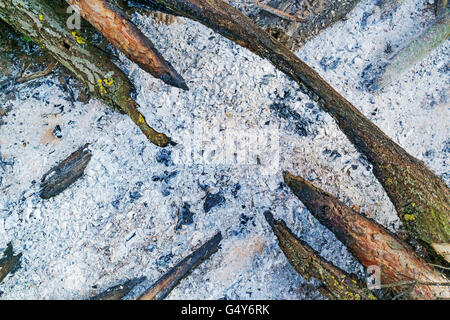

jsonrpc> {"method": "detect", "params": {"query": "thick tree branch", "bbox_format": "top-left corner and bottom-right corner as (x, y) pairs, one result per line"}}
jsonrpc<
(363, 9), (449, 90)
(283, 171), (450, 300)
(264, 211), (377, 300)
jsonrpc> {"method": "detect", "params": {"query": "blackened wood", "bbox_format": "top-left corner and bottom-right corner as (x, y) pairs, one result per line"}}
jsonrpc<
(90, 277), (146, 300)
(139, 232), (222, 300)
(250, 0), (361, 51)
(40, 144), (92, 199)
(0, 242), (22, 284)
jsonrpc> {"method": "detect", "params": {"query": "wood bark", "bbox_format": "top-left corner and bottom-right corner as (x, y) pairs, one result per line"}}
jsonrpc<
(67, 0), (188, 90)
(40, 144), (92, 199)
(0, 242), (22, 284)
(139, 232), (222, 300)
(264, 211), (377, 300)
(90, 277), (146, 300)
(283, 171), (450, 300)
(151, 0), (450, 263)
(0, 0), (173, 147)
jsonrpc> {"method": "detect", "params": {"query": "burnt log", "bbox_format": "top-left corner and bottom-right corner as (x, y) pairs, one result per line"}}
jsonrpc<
(283, 171), (450, 300)
(139, 232), (222, 300)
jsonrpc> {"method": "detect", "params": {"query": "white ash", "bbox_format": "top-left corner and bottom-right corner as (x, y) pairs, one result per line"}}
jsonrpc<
(0, 0), (448, 299)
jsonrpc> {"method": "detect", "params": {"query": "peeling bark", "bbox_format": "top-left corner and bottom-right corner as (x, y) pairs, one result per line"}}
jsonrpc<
(264, 211), (377, 300)
(139, 232), (222, 300)
(67, 0), (188, 90)
(151, 0), (450, 262)
(283, 171), (450, 300)
(0, 0), (173, 147)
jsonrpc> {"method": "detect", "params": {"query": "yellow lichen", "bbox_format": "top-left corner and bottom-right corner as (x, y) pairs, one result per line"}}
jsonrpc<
(137, 114), (145, 124)
(71, 31), (87, 44)
(97, 79), (107, 95)
(103, 78), (114, 86)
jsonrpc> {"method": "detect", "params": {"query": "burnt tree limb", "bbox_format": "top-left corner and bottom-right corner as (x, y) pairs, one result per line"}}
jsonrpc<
(89, 277), (146, 300)
(283, 171), (450, 300)
(151, 0), (450, 263)
(40, 144), (92, 199)
(0, 242), (22, 284)
(67, 0), (188, 90)
(0, 0), (174, 147)
(264, 211), (377, 300)
(139, 232), (222, 300)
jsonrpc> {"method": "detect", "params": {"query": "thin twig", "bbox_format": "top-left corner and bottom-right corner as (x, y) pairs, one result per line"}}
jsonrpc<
(17, 61), (58, 84)
(427, 263), (450, 271)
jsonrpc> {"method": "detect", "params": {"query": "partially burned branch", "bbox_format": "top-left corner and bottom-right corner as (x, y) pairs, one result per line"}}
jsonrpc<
(67, 0), (188, 90)
(283, 171), (450, 300)
(40, 144), (92, 199)
(139, 232), (222, 300)
(264, 211), (377, 300)
(90, 277), (146, 300)
(0, 242), (22, 284)
(0, 0), (173, 147)
(151, 0), (450, 262)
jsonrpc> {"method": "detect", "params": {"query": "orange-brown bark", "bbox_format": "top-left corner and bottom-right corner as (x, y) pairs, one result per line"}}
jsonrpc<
(67, 0), (188, 90)
(284, 171), (450, 300)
